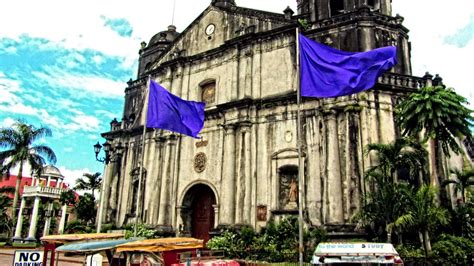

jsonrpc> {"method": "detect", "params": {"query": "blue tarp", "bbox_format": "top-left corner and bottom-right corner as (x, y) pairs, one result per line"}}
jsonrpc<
(55, 238), (137, 253)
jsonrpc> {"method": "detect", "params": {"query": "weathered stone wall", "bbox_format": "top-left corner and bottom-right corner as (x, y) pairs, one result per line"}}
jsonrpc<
(99, 2), (469, 234)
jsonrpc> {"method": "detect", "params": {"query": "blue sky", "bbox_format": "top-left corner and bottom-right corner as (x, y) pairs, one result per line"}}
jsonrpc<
(0, 0), (473, 186)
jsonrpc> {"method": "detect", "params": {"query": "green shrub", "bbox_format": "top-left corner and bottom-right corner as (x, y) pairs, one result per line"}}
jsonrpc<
(431, 234), (474, 264)
(396, 244), (425, 260)
(123, 224), (160, 239)
(206, 217), (327, 263)
(101, 223), (117, 233)
(65, 220), (95, 234)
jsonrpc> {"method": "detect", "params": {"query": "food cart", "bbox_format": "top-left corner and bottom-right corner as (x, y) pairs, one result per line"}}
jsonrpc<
(40, 232), (125, 266)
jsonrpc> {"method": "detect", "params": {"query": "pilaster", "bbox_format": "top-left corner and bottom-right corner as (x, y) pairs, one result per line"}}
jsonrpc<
(157, 135), (177, 225)
(325, 110), (344, 224)
(220, 124), (236, 225)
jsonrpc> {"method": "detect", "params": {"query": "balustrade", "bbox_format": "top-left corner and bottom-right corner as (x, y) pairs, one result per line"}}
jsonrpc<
(22, 185), (66, 198)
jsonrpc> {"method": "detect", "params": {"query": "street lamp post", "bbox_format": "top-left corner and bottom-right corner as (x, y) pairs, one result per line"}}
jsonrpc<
(94, 141), (123, 233)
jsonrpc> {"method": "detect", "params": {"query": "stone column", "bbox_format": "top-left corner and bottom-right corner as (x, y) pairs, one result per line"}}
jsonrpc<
(151, 137), (166, 223)
(58, 204), (67, 234)
(46, 175), (51, 187)
(97, 161), (112, 232)
(236, 122), (252, 224)
(109, 163), (121, 221)
(325, 111), (344, 224)
(157, 136), (175, 225)
(220, 124), (236, 225)
(12, 197), (26, 241)
(26, 196), (41, 242)
(169, 136), (179, 229)
(42, 201), (54, 237)
(213, 204), (219, 228)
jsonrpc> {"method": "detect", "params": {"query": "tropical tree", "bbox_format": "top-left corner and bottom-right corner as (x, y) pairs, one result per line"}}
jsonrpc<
(0, 186), (15, 235)
(74, 172), (102, 199)
(396, 85), (473, 187)
(393, 185), (449, 255)
(0, 120), (57, 220)
(443, 168), (474, 203)
(59, 189), (77, 206)
(365, 137), (428, 186)
(75, 193), (97, 224)
(356, 169), (413, 243)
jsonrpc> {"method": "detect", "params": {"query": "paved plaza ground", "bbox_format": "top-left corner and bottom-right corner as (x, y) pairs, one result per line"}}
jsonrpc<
(0, 248), (85, 265)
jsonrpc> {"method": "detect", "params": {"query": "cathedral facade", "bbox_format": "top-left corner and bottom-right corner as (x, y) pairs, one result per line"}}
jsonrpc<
(99, 0), (464, 241)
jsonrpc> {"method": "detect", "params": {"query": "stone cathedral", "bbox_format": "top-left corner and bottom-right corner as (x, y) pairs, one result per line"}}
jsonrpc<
(99, 0), (466, 242)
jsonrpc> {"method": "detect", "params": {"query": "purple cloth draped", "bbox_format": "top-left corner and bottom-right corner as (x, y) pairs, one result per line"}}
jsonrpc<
(146, 80), (205, 138)
(299, 34), (397, 98)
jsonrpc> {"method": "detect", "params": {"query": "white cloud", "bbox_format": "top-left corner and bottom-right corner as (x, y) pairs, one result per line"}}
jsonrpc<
(92, 55), (104, 65)
(95, 110), (119, 120)
(0, 1), (297, 71)
(1, 117), (16, 127)
(392, 0), (474, 105)
(0, 74), (101, 134)
(0, 73), (22, 104)
(64, 113), (100, 132)
(58, 166), (105, 197)
(57, 166), (94, 188)
(32, 66), (126, 99)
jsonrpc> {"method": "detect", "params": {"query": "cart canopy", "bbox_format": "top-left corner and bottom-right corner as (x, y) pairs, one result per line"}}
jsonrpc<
(40, 233), (124, 244)
(116, 237), (203, 253)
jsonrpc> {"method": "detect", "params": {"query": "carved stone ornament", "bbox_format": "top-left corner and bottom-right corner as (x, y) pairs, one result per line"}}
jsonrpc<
(195, 139), (208, 148)
(194, 152), (207, 173)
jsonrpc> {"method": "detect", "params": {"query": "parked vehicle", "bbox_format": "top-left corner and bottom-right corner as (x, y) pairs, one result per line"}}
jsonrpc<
(311, 242), (403, 265)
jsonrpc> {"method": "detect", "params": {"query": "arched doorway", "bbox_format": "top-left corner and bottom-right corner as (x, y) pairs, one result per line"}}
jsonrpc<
(181, 184), (216, 243)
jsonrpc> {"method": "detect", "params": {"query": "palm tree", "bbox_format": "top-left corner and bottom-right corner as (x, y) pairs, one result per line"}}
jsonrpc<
(396, 86), (473, 187)
(442, 168), (474, 203)
(356, 169), (413, 243)
(365, 137), (428, 186)
(393, 185), (449, 255)
(75, 172), (102, 199)
(59, 189), (77, 206)
(0, 120), (57, 220)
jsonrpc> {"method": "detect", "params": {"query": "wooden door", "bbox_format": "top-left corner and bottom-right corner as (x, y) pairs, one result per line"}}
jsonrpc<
(191, 190), (215, 244)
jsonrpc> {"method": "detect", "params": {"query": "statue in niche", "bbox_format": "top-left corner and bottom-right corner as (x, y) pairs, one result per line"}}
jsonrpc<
(284, 176), (298, 210)
(288, 178), (298, 203)
(278, 168), (298, 209)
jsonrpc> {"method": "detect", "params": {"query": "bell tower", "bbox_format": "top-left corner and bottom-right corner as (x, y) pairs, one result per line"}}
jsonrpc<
(297, 0), (411, 75)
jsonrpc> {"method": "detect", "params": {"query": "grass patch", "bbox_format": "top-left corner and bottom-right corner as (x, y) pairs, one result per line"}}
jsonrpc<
(12, 242), (37, 248)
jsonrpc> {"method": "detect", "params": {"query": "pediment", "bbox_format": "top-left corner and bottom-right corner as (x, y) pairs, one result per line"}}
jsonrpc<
(150, 5), (292, 70)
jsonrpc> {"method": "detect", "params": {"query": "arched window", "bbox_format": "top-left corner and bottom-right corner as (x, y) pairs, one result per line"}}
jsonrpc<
(200, 81), (216, 105)
(330, 0), (344, 16)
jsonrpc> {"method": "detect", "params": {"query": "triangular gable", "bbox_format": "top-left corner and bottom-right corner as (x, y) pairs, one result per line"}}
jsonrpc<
(149, 4), (292, 70)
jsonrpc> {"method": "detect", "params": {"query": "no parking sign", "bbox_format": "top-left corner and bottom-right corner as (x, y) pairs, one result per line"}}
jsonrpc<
(13, 250), (44, 266)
